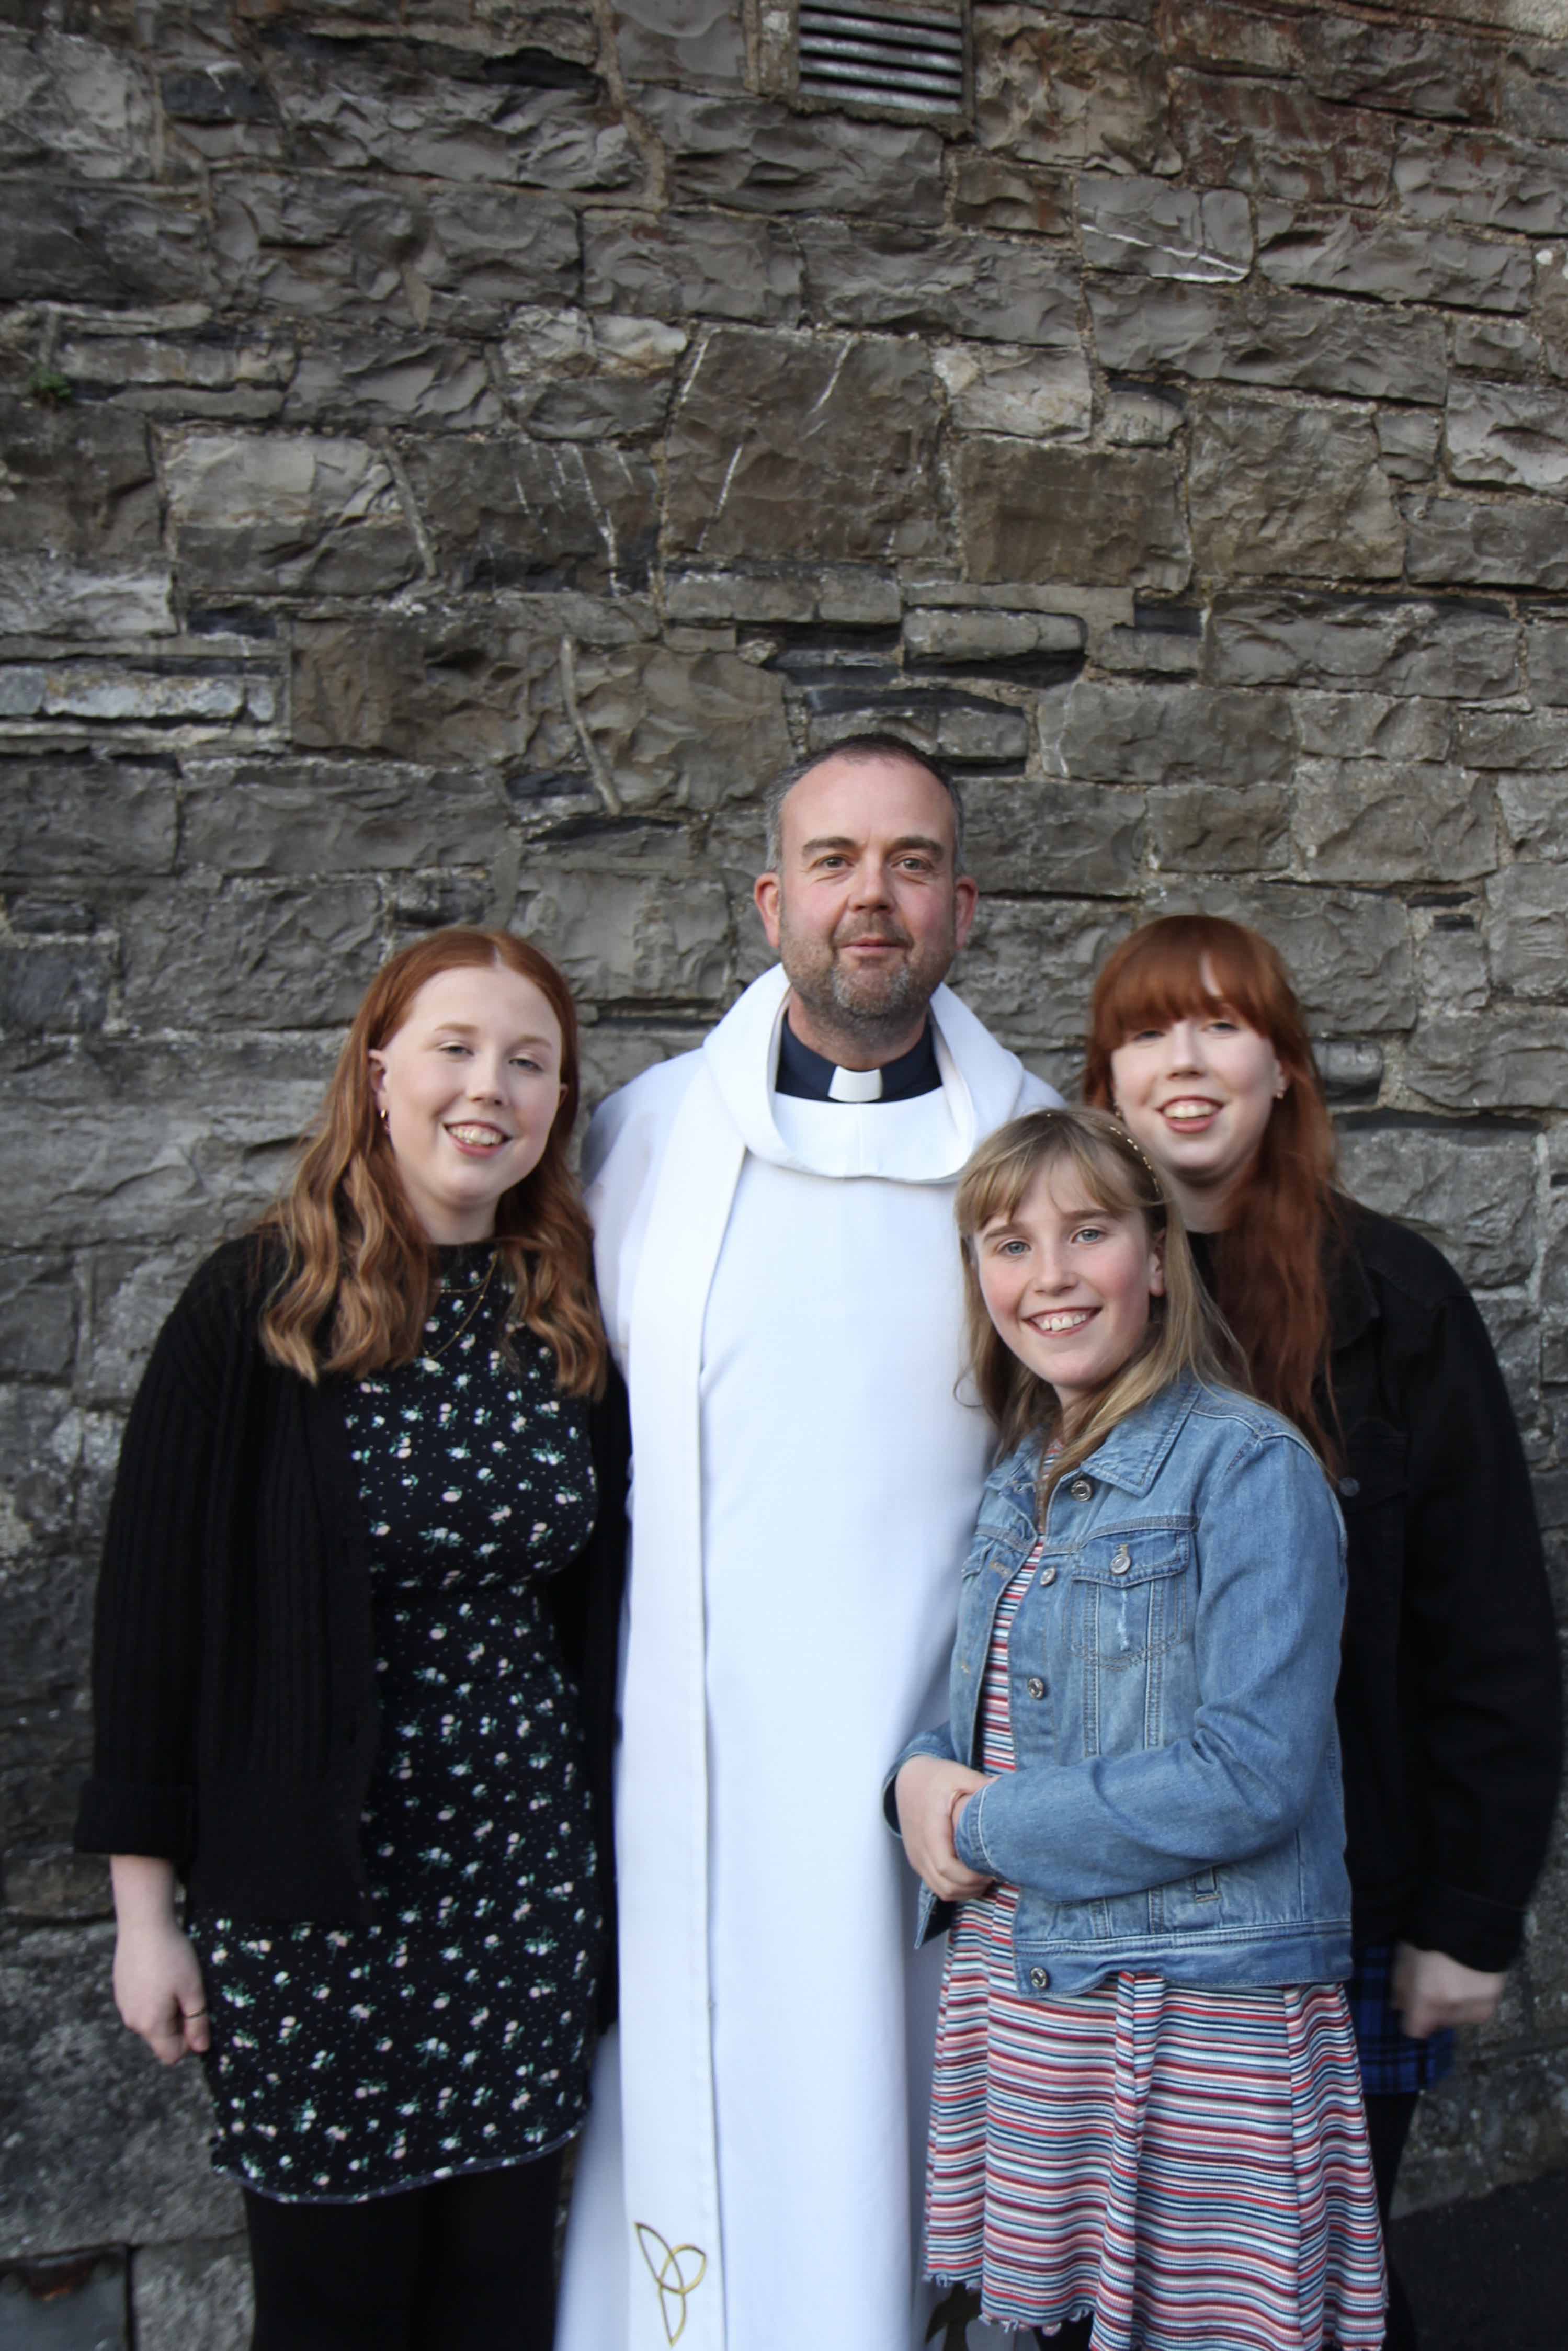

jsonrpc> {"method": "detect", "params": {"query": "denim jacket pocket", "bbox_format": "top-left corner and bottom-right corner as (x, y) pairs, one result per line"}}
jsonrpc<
(1066, 1526), (1194, 1667)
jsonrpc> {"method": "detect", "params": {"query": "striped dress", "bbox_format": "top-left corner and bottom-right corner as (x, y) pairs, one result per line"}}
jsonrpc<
(926, 1548), (1388, 2349)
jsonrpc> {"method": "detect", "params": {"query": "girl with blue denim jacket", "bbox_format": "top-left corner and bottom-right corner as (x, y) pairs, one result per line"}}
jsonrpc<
(892, 1108), (1385, 2351)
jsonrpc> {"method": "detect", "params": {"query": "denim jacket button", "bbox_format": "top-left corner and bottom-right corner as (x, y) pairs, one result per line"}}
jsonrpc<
(1026, 1675), (1046, 1700)
(1038, 1563), (1057, 1586)
(1070, 1477), (1093, 1501)
(1110, 1546), (1131, 1575)
(1339, 1475), (1360, 1498)
(1029, 1966), (1050, 1991)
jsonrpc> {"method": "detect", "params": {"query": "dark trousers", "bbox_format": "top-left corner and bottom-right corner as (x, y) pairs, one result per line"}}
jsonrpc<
(1365, 2089), (1421, 2350)
(242, 2149), (564, 2351)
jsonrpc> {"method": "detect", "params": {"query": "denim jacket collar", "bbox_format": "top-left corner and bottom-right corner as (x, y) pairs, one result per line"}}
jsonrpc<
(995, 1371), (1207, 1502)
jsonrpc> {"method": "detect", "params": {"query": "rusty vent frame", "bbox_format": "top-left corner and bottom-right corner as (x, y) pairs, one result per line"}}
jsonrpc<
(796, 3), (968, 123)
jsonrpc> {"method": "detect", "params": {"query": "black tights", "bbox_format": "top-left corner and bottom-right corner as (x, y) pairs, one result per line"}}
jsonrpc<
(1364, 2089), (1421, 2351)
(243, 2150), (563, 2351)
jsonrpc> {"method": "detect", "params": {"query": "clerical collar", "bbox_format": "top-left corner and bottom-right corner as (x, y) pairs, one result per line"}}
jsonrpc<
(774, 1018), (942, 1104)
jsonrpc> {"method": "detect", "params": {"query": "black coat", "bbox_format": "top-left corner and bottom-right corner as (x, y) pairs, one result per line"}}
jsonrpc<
(1324, 1202), (1561, 1971)
(75, 1239), (628, 2017)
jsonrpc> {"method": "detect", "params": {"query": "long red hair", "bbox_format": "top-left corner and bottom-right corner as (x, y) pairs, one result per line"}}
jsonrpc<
(1084, 915), (1343, 1466)
(258, 927), (606, 1395)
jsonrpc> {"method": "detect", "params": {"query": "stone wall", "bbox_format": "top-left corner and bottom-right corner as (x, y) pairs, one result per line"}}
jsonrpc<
(4, 0), (1568, 2337)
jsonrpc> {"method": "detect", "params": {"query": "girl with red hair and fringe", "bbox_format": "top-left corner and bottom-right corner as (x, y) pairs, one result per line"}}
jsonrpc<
(1087, 914), (1561, 2351)
(77, 928), (627, 2351)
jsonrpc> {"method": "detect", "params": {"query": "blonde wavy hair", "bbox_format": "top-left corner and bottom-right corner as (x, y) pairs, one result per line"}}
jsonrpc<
(258, 927), (606, 1397)
(956, 1107), (1241, 1504)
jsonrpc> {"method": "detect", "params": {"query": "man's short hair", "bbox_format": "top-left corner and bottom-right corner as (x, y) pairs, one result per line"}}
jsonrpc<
(761, 733), (967, 874)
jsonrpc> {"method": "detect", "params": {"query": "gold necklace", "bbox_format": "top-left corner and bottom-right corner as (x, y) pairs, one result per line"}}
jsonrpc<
(424, 1249), (501, 1360)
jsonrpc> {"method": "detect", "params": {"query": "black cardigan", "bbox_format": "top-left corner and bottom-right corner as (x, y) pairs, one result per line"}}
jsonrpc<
(1325, 1202), (1561, 1972)
(75, 1239), (629, 2007)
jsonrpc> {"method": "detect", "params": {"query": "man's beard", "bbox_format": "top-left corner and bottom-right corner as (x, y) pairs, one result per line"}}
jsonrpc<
(780, 913), (955, 1057)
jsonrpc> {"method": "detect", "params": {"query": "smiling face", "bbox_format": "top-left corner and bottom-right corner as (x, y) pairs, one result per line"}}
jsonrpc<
(753, 752), (978, 1067)
(367, 962), (566, 1244)
(1107, 958), (1287, 1233)
(975, 1166), (1166, 1429)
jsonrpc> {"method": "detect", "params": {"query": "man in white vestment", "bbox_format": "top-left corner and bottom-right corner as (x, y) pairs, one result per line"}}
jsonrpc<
(556, 736), (1060, 2351)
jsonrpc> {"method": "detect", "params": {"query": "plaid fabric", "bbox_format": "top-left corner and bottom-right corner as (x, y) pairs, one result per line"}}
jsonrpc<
(1347, 1941), (1457, 2097)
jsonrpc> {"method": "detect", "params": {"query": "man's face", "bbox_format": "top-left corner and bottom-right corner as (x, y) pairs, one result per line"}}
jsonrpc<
(754, 754), (978, 1050)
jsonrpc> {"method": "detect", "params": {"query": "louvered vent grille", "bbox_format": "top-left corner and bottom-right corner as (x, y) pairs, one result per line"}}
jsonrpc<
(798, 5), (967, 119)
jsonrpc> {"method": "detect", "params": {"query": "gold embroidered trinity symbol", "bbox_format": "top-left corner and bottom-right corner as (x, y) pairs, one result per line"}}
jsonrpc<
(635, 2222), (708, 2345)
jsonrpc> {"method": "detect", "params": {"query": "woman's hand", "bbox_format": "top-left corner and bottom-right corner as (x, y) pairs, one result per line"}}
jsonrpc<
(110, 1854), (211, 2066)
(1392, 1941), (1506, 2039)
(894, 1756), (995, 1903)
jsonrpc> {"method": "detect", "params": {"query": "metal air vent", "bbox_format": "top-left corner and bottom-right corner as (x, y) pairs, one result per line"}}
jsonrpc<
(797, 4), (968, 122)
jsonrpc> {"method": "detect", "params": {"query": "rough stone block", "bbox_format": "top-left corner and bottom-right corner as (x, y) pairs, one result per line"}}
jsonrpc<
(51, 318), (298, 422)
(1504, 48), (1568, 142)
(1209, 594), (1518, 699)
(1526, 618), (1568, 706)
(401, 437), (657, 593)
(283, 331), (500, 427)
(0, 754), (177, 876)
(1395, 128), (1568, 235)
(0, 558), (175, 642)
(1086, 279), (1447, 405)
(1043, 680), (1297, 786)
(82, 1245), (204, 1407)
(1451, 315), (1542, 378)
(1257, 201), (1533, 314)
(258, 36), (639, 192)
(956, 441), (1188, 591)
(1457, 708), (1568, 770)
(1487, 864), (1568, 1000)
(798, 222), (1080, 346)
(0, 184), (212, 306)
(1406, 494), (1568, 590)
(1295, 759), (1496, 882)
(616, 0), (746, 85)
(1147, 782), (1291, 873)
(934, 342), (1091, 439)
(904, 609), (1085, 664)
(0, 2252), (127, 2346)
(1150, 878), (1416, 1028)
(1376, 410), (1442, 483)
(641, 90), (944, 222)
(0, 1385), (88, 1560)
(498, 307), (687, 440)
(0, 655), (281, 736)
(1408, 1010), (1568, 1112)
(0, 1260), (76, 1382)
(949, 154), (1072, 235)
(0, 399), (160, 560)
(164, 429), (418, 597)
(974, 9), (1178, 173)
(1101, 385), (1186, 448)
(514, 862), (732, 1005)
(1337, 1118), (1538, 1289)
(1190, 400), (1403, 581)
(118, 879), (382, 1030)
(0, 941), (114, 1036)
(0, 28), (154, 179)
(568, 234), (780, 354)
(1415, 908), (1490, 1016)
(1157, 1), (1498, 122)
(1294, 694), (1452, 761)
(1079, 172), (1251, 280)
(665, 330), (944, 565)
(801, 692), (1030, 765)
(0, 1034), (336, 1250)
(132, 2240), (253, 2351)
(1499, 772), (1568, 860)
(290, 608), (551, 764)
(1167, 70), (1394, 207)
(960, 777), (1141, 896)
(213, 175), (579, 331)
(3, 1846), (111, 1921)
(663, 566), (900, 626)
(564, 640), (790, 813)
(0, 1923), (241, 2258)
(181, 758), (509, 875)
(959, 895), (1135, 1049)
(1448, 382), (1568, 493)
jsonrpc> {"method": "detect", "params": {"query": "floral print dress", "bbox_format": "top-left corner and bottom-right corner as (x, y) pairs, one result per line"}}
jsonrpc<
(191, 1248), (602, 2202)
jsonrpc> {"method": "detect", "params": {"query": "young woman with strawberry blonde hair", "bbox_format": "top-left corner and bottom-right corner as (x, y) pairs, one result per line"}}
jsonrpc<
(1086, 913), (1561, 2351)
(77, 927), (627, 2351)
